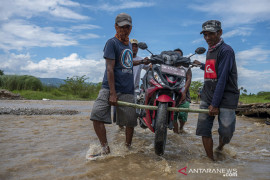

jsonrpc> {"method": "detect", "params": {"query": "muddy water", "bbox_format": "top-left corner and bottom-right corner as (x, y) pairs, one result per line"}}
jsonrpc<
(0, 100), (269, 180)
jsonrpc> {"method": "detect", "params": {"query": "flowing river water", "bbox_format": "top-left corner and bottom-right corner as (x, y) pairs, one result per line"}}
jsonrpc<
(0, 100), (269, 180)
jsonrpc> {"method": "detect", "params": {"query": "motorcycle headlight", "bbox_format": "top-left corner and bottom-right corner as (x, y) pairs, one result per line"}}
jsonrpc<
(153, 71), (165, 85)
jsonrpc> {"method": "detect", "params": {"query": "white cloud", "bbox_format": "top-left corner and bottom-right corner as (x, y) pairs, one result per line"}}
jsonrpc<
(190, 54), (206, 82)
(85, 1), (155, 12)
(0, 21), (77, 50)
(69, 24), (101, 31)
(237, 66), (270, 93)
(222, 27), (253, 38)
(190, 0), (270, 26)
(76, 33), (101, 39)
(0, 0), (88, 20)
(0, 53), (105, 82)
(236, 47), (270, 66)
(236, 47), (270, 93)
(193, 27), (253, 44)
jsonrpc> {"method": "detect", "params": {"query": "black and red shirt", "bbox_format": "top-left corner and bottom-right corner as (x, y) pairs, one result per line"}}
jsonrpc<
(200, 42), (239, 109)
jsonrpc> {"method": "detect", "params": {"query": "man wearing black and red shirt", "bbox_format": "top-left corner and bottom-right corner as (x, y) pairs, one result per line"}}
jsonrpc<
(193, 20), (239, 161)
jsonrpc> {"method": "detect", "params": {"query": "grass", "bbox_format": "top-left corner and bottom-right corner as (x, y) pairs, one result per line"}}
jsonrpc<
(12, 90), (93, 101)
(12, 90), (270, 103)
(239, 95), (270, 104)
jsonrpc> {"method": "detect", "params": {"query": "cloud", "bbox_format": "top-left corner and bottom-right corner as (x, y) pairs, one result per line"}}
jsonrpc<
(0, 0), (88, 20)
(76, 33), (101, 39)
(58, 24), (102, 33)
(192, 38), (204, 44)
(0, 53), (105, 82)
(0, 21), (77, 50)
(237, 66), (270, 93)
(190, 0), (270, 26)
(85, 1), (155, 12)
(190, 54), (206, 82)
(70, 24), (101, 31)
(235, 47), (270, 93)
(236, 47), (270, 66)
(222, 27), (253, 38)
(193, 27), (253, 44)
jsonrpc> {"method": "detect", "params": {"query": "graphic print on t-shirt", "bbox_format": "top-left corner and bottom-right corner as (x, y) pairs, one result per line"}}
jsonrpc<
(120, 49), (133, 69)
(204, 59), (217, 79)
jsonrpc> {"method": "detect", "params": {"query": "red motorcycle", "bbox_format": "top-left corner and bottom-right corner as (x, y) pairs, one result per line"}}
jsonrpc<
(137, 42), (205, 155)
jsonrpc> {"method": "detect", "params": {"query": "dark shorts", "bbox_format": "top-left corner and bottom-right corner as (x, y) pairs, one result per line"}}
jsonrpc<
(196, 101), (236, 144)
(90, 88), (137, 127)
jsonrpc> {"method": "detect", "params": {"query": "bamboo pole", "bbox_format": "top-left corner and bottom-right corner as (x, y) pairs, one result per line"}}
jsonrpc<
(167, 106), (209, 113)
(117, 101), (209, 114)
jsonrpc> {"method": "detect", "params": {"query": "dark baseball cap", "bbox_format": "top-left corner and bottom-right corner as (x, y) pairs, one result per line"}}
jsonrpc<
(200, 20), (221, 34)
(115, 13), (132, 27)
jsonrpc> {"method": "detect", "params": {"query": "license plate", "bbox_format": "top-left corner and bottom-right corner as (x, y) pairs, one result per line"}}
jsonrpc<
(161, 64), (186, 77)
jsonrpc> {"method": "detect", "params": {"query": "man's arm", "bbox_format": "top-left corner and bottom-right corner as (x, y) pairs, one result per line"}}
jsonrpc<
(180, 69), (192, 103)
(133, 57), (150, 66)
(193, 60), (205, 70)
(209, 50), (234, 115)
(106, 58), (117, 106)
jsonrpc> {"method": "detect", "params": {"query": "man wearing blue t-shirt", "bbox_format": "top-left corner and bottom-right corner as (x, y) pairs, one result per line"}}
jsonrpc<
(193, 20), (239, 161)
(88, 13), (137, 160)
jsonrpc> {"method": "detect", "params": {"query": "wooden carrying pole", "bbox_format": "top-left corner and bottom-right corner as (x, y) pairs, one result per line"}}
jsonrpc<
(117, 101), (209, 114)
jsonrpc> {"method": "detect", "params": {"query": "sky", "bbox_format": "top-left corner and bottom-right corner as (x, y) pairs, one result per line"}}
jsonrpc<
(0, 0), (270, 94)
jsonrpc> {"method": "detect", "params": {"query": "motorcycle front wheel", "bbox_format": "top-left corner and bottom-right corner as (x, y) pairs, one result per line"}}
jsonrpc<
(154, 102), (168, 156)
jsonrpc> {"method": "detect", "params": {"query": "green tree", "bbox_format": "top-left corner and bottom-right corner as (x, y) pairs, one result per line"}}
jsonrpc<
(239, 87), (247, 95)
(0, 70), (4, 75)
(61, 75), (89, 95)
(189, 80), (203, 100)
(60, 75), (102, 99)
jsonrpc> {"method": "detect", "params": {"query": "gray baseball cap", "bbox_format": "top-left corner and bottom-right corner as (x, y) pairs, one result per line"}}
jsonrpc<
(200, 20), (221, 34)
(115, 13), (132, 27)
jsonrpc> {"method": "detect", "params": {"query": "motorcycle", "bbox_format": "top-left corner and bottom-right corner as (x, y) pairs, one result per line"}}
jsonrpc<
(136, 42), (206, 155)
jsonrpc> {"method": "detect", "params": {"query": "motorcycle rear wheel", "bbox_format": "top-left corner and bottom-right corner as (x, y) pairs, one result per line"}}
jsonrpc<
(154, 102), (168, 156)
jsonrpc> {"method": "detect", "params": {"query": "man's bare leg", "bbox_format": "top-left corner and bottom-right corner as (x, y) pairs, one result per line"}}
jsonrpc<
(217, 136), (225, 151)
(202, 136), (214, 161)
(173, 122), (179, 134)
(93, 120), (110, 154)
(179, 121), (186, 133)
(125, 127), (134, 147)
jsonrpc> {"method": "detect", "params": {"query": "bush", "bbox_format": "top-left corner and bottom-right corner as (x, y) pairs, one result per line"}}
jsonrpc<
(257, 91), (270, 96)
(189, 81), (203, 100)
(0, 75), (43, 91)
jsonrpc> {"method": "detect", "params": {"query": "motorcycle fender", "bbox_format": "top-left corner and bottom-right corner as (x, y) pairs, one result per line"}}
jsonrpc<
(154, 95), (176, 122)
(155, 94), (174, 103)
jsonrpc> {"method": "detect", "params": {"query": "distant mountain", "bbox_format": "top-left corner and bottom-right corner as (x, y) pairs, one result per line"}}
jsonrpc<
(39, 78), (65, 87)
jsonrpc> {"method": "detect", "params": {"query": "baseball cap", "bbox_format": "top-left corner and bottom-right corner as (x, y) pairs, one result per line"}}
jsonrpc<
(115, 13), (132, 27)
(130, 39), (138, 44)
(200, 20), (221, 34)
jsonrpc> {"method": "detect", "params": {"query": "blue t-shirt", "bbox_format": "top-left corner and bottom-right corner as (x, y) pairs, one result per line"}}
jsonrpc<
(102, 37), (134, 94)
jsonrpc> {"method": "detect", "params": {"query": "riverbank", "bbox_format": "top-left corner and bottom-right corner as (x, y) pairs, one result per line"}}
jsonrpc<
(236, 103), (270, 118)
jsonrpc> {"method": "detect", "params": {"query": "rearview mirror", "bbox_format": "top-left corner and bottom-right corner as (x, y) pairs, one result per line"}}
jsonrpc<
(138, 42), (148, 50)
(195, 47), (206, 54)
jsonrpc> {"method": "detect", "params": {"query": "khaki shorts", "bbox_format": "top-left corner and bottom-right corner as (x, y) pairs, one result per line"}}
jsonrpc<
(90, 88), (137, 127)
